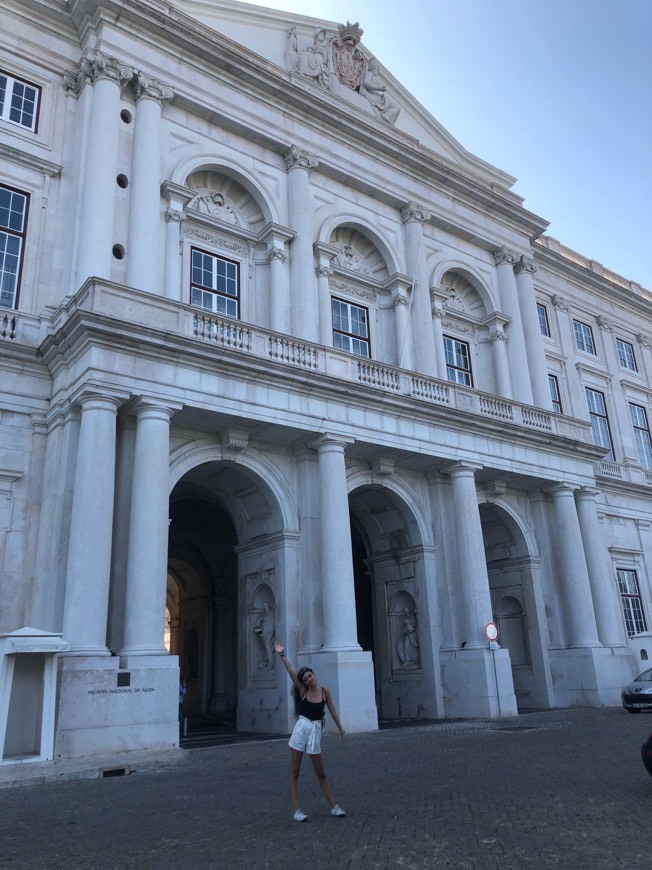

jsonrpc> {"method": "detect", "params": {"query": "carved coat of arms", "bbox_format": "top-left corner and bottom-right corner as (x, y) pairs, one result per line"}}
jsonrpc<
(331, 21), (365, 90)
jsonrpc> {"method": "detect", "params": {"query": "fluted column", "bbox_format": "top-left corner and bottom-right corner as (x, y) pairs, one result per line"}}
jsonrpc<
(126, 73), (173, 293)
(493, 247), (533, 405)
(514, 256), (553, 410)
(120, 401), (178, 656)
(401, 203), (437, 376)
(548, 484), (600, 647)
(311, 435), (360, 652)
(575, 487), (625, 646)
(63, 393), (121, 654)
(73, 52), (133, 285)
(285, 146), (319, 342)
(448, 462), (494, 648)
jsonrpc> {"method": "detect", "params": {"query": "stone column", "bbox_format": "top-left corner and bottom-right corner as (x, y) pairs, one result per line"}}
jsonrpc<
(285, 146), (319, 343)
(74, 52), (133, 285)
(311, 435), (361, 652)
(268, 247), (289, 333)
(493, 247), (533, 405)
(489, 327), (512, 398)
(514, 256), (553, 410)
(575, 487), (625, 646)
(430, 298), (447, 380)
(548, 484), (600, 647)
(120, 401), (178, 656)
(401, 202), (437, 376)
(126, 73), (173, 294)
(62, 393), (121, 654)
(392, 286), (413, 370)
(447, 462), (494, 648)
(316, 263), (334, 346)
(161, 182), (192, 301)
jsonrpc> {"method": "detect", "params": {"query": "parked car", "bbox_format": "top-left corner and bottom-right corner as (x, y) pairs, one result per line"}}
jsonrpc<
(622, 667), (652, 713)
(642, 733), (652, 777)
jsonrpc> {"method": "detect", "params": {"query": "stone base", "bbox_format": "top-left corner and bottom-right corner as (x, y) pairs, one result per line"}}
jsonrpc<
(54, 654), (179, 759)
(549, 645), (638, 708)
(441, 646), (518, 719)
(301, 649), (378, 734)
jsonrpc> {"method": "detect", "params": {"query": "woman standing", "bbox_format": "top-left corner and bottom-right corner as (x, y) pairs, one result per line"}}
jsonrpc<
(273, 639), (346, 822)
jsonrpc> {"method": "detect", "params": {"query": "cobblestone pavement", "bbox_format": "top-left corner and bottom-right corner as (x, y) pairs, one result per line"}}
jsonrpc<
(1, 707), (651, 869)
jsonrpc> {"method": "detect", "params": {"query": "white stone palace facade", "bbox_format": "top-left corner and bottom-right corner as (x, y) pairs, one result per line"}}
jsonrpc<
(1, 0), (650, 765)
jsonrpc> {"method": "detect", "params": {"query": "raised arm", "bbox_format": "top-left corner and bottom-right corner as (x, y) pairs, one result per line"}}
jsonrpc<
(324, 688), (346, 740)
(273, 639), (304, 695)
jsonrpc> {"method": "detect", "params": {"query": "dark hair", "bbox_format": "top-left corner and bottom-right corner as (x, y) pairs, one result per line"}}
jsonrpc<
(292, 667), (314, 718)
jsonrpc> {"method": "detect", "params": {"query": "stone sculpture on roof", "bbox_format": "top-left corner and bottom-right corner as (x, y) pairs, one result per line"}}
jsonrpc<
(287, 19), (400, 125)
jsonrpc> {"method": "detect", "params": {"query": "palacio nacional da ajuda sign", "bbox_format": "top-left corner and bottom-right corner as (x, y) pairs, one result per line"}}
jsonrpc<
(0, 0), (650, 773)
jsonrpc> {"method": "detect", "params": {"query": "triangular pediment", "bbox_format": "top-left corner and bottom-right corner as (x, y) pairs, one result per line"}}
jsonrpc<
(173, 0), (515, 189)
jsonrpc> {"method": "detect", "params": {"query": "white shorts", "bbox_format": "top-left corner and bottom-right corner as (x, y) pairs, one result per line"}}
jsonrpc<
(288, 716), (322, 755)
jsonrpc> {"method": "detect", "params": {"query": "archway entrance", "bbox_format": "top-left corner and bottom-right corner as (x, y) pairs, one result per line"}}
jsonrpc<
(166, 457), (292, 737)
(479, 502), (551, 711)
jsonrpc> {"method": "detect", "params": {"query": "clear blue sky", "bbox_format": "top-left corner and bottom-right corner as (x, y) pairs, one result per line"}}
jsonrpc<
(243, 0), (651, 289)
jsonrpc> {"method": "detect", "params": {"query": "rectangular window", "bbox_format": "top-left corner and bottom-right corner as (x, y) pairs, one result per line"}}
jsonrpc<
(616, 338), (637, 372)
(617, 569), (647, 637)
(548, 374), (562, 413)
(190, 248), (239, 318)
(0, 184), (29, 310)
(630, 403), (652, 470)
(537, 303), (550, 337)
(0, 72), (40, 132)
(585, 387), (614, 459)
(331, 298), (370, 358)
(443, 335), (473, 386)
(573, 319), (596, 355)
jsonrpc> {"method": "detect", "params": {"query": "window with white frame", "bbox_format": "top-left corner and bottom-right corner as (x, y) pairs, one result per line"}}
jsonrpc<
(585, 387), (614, 459)
(537, 303), (551, 337)
(331, 297), (370, 357)
(0, 71), (40, 132)
(0, 184), (29, 310)
(616, 338), (637, 372)
(617, 568), (648, 637)
(630, 403), (652, 470)
(190, 248), (239, 318)
(548, 374), (562, 413)
(443, 335), (473, 386)
(573, 319), (596, 354)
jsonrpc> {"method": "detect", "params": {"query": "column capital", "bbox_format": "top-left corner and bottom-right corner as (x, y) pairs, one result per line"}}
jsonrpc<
(134, 72), (174, 106)
(551, 294), (570, 311)
(268, 247), (287, 264)
(488, 330), (506, 343)
(493, 246), (518, 266)
(308, 433), (354, 452)
(285, 144), (319, 172)
(315, 263), (332, 278)
(400, 201), (429, 225)
(72, 390), (123, 413)
(575, 485), (601, 501)
(165, 207), (185, 224)
(392, 289), (410, 307)
(636, 333), (652, 349)
(443, 460), (483, 478)
(545, 482), (578, 497)
(513, 255), (538, 276)
(596, 315), (614, 332)
(125, 396), (182, 421)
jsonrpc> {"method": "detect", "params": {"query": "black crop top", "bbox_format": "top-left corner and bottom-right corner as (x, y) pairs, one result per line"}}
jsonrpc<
(299, 690), (326, 721)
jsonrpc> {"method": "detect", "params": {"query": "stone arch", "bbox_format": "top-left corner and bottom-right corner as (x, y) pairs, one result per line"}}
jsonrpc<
(346, 469), (432, 548)
(318, 212), (401, 278)
(431, 260), (498, 315)
(171, 153), (279, 226)
(169, 440), (299, 538)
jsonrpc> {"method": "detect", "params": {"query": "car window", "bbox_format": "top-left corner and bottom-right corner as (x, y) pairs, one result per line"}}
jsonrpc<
(636, 669), (652, 682)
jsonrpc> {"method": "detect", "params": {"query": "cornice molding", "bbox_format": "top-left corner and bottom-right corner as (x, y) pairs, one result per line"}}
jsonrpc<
(0, 142), (62, 177)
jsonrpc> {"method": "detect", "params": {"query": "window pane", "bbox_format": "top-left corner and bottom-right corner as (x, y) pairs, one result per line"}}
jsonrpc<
(573, 320), (595, 354)
(630, 403), (652, 469)
(443, 336), (473, 386)
(331, 297), (370, 357)
(616, 339), (637, 371)
(190, 248), (239, 318)
(617, 569), (647, 636)
(537, 303), (550, 337)
(585, 388), (613, 458)
(0, 73), (39, 131)
(548, 375), (562, 413)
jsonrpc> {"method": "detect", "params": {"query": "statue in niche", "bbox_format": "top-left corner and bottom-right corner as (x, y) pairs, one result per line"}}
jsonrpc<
(189, 191), (240, 225)
(396, 608), (419, 666)
(334, 244), (370, 275)
(359, 59), (400, 125)
(254, 601), (276, 670)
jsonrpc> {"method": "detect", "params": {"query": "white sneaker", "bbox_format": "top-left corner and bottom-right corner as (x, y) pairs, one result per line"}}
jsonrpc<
(330, 805), (346, 817)
(293, 809), (308, 822)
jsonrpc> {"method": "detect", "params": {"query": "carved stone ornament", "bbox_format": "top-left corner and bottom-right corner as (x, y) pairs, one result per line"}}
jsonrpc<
(187, 191), (241, 226)
(400, 202), (428, 224)
(134, 72), (174, 106)
(493, 246), (518, 267)
(64, 51), (134, 95)
(442, 287), (466, 312)
(332, 244), (370, 276)
(596, 315), (614, 331)
(184, 226), (249, 258)
(637, 333), (652, 349)
(284, 145), (319, 172)
(551, 294), (570, 311)
(331, 21), (366, 90)
(513, 255), (538, 275)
